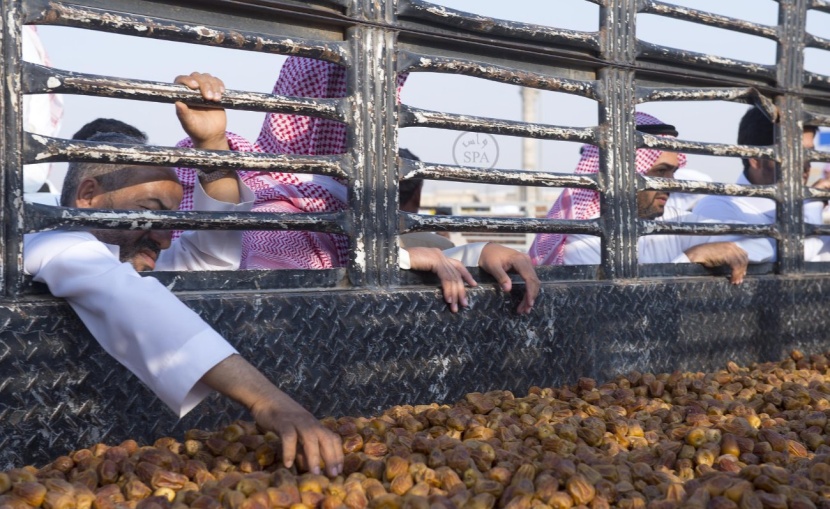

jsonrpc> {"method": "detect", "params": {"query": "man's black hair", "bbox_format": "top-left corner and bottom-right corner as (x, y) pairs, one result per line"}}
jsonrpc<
(399, 148), (423, 207)
(72, 118), (148, 142)
(738, 106), (817, 173)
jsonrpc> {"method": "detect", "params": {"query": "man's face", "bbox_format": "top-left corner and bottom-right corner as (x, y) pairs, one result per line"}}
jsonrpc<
(637, 151), (680, 219)
(76, 167), (183, 272)
(747, 130), (816, 185)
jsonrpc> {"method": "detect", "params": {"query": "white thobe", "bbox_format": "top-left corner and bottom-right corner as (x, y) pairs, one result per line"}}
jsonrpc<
(398, 242), (487, 269)
(23, 181), (254, 417)
(691, 173), (830, 261)
(562, 206), (774, 265)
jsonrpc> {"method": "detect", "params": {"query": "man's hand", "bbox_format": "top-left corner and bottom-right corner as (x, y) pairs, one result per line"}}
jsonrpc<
(812, 178), (830, 191)
(684, 241), (749, 285)
(200, 355), (344, 477)
(173, 72), (229, 151)
(478, 243), (539, 315)
(406, 247), (477, 313)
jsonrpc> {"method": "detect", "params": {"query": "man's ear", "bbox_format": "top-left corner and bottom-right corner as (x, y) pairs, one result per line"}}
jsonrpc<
(75, 178), (103, 208)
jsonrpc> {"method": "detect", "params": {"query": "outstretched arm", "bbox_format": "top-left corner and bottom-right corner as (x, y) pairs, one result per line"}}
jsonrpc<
(405, 247), (478, 313)
(200, 354), (344, 477)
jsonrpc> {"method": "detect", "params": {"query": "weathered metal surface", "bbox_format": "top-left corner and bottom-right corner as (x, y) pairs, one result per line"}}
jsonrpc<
(810, 0), (830, 15)
(397, 0), (600, 51)
(397, 51), (599, 99)
(639, 175), (778, 198)
(636, 86), (777, 121)
(23, 63), (348, 122)
(639, 132), (776, 159)
(639, 1), (779, 40)
(399, 212), (603, 236)
(399, 105), (598, 143)
(24, 133), (350, 177)
(24, 203), (348, 234)
(637, 41), (777, 80)
(399, 157), (600, 189)
(639, 220), (778, 238)
(23, 0), (350, 65)
(5, 276), (830, 468)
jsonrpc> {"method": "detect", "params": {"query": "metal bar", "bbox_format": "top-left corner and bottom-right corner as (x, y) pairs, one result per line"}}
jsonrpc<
(599, 0), (639, 280)
(636, 86), (777, 121)
(639, 220), (779, 237)
(2, 0), (24, 296)
(397, 0), (600, 51)
(805, 149), (830, 163)
(640, 1), (779, 40)
(346, 25), (369, 287)
(399, 212), (603, 236)
(804, 110), (830, 127)
(639, 133), (776, 159)
(24, 133), (349, 178)
(24, 203), (349, 234)
(804, 224), (830, 236)
(399, 106), (598, 143)
(639, 175), (779, 199)
(806, 187), (830, 199)
(399, 158), (600, 189)
(638, 262), (774, 278)
(23, 0), (350, 65)
(23, 63), (348, 122)
(637, 41), (777, 80)
(810, 0), (830, 14)
(804, 71), (830, 90)
(804, 32), (830, 52)
(397, 51), (599, 100)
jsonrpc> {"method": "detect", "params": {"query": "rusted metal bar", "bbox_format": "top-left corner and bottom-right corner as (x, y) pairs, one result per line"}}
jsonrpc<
(805, 187), (830, 199)
(397, 51), (599, 100)
(803, 110), (830, 127)
(804, 72), (830, 90)
(805, 224), (830, 236)
(399, 106), (598, 143)
(25, 203), (349, 234)
(804, 33), (830, 52)
(639, 175), (778, 199)
(804, 149), (830, 163)
(397, 0), (600, 51)
(23, 0), (350, 65)
(23, 63), (348, 122)
(23, 133), (349, 178)
(399, 212), (602, 236)
(639, 220), (779, 238)
(399, 157), (600, 189)
(638, 133), (776, 160)
(639, 1), (779, 40)
(636, 86), (777, 121)
(810, 0), (830, 14)
(637, 41), (777, 80)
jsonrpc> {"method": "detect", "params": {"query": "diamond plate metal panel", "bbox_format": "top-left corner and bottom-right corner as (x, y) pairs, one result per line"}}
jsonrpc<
(4, 276), (830, 468)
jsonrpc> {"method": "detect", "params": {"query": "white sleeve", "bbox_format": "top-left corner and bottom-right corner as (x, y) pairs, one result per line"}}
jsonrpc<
(691, 198), (776, 263)
(24, 231), (238, 417)
(398, 242), (488, 269)
(156, 178), (255, 271)
(561, 235), (601, 265)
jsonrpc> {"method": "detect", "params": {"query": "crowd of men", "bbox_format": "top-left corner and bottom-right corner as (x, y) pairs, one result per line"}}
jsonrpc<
(21, 53), (826, 476)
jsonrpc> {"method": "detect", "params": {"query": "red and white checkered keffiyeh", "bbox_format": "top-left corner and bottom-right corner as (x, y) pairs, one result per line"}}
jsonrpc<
(528, 111), (687, 266)
(176, 57), (407, 269)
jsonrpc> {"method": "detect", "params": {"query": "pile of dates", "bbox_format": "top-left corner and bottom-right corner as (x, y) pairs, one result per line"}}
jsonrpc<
(4, 351), (830, 509)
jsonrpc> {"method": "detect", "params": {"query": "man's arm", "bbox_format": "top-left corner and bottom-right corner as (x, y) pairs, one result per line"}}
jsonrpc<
(691, 196), (776, 263)
(24, 231), (342, 474)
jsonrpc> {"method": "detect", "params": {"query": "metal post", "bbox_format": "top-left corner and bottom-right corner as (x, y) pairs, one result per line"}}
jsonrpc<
(599, 0), (639, 279)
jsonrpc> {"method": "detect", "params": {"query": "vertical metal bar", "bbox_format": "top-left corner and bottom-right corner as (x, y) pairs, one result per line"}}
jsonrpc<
(775, 0), (808, 274)
(598, 0), (639, 279)
(1, 0), (25, 296)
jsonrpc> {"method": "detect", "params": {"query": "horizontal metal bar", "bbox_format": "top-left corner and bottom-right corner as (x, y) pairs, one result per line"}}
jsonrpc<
(399, 157), (599, 189)
(810, 0), (830, 15)
(640, 1), (779, 40)
(806, 224), (830, 236)
(24, 203), (349, 234)
(638, 262), (774, 278)
(24, 269), (347, 294)
(806, 188), (830, 200)
(22, 63), (347, 122)
(805, 32), (830, 52)
(804, 71), (830, 90)
(24, 133), (349, 178)
(399, 106), (598, 143)
(639, 175), (778, 199)
(639, 220), (778, 238)
(398, 51), (599, 100)
(24, 0), (350, 65)
(639, 133), (776, 160)
(636, 86), (777, 120)
(637, 41), (777, 81)
(399, 264), (600, 284)
(400, 212), (603, 235)
(398, 0), (600, 51)
(803, 110), (830, 127)
(805, 149), (830, 164)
